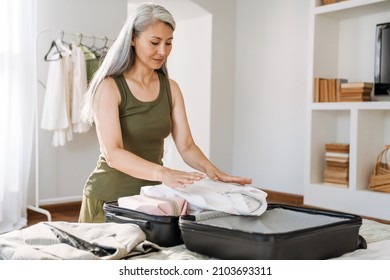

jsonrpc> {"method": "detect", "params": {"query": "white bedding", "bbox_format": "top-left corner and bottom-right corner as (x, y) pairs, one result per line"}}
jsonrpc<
(0, 218), (389, 260)
(133, 218), (390, 260)
(0, 222), (159, 260)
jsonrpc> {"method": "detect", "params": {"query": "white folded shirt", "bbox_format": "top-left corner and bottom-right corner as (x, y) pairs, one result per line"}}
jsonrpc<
(141, 178), (268, 216)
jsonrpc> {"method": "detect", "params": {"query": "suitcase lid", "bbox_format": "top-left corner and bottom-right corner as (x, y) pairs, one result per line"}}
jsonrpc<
(179, 204), (362, 237)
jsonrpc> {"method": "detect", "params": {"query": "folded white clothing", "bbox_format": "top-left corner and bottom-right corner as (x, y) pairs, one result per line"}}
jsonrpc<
(0, 221), (156, 260)
(140, 178), (268, 216)
(118, 195), (187, 216)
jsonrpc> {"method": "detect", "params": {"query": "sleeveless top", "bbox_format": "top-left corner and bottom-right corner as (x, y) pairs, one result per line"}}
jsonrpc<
(83, 71), (173, 201)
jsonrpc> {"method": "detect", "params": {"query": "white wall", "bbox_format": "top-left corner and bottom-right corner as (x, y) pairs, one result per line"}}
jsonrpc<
(30, 0), (312, 205)
(31, 0), (127, 205)
(164, 15), (212, 171)
(190, 0), (238, 173)
(233, 0), (310, 194)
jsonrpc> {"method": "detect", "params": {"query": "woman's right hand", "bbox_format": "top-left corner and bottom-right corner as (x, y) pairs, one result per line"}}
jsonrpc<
(158, 167), (205, 188)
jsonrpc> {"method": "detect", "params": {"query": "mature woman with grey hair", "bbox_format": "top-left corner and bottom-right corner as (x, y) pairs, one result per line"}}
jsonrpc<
(79, 3), (252, 223)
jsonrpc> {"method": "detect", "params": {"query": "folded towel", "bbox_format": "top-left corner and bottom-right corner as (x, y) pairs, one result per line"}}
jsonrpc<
(118, 195), (187, 216)
(141, 178), (268, 216)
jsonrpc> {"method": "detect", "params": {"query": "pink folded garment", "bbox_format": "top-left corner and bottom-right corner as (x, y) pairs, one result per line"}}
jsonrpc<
(117, 195), (188, 216)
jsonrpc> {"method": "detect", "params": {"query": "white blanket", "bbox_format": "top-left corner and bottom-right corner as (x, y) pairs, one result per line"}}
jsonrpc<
(134, 219), (390, 260)
(1, 219), (389, 260)
(0, 222), (158, 260)
(141, 178), (268, 216)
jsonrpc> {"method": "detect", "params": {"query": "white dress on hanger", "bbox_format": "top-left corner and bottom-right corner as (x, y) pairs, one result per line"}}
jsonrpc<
(41, 39), (73, 147)
(71, 43), (89, 134)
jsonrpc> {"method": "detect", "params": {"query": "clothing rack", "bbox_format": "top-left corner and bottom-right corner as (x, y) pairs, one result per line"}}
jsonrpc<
(28, 29), (114, 221)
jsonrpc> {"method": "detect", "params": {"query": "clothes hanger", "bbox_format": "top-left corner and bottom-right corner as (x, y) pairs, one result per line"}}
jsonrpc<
(60, 30), (71, 49)
(44, 40), (62, 61)
(44, 31), (72, 61)
(89, 34), (98, 53)
(76, 33), (96, 60)
(94, 36), (109, 58)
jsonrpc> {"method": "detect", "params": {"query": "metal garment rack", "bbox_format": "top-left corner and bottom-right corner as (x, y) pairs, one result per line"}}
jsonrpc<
(28, 29), (113, 221)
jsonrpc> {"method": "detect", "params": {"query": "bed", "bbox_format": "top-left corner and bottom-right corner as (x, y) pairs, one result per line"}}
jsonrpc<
(0, 216), (389, 260)
(1, 181), (389, 260)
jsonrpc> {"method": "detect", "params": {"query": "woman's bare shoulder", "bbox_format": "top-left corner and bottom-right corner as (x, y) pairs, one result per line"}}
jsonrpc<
(95, 76), (121, 104)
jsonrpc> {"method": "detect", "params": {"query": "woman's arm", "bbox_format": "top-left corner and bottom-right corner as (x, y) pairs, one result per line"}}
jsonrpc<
(169, 79), (252, 185)
(92, 77), (205, 188)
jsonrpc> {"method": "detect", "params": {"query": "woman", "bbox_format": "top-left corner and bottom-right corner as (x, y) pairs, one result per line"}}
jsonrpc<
(78, 3), (252, 223)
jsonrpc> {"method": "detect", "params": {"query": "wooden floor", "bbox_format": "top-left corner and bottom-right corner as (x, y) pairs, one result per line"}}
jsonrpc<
(26, 190), (390, 226)
(27, 201), (82, 227)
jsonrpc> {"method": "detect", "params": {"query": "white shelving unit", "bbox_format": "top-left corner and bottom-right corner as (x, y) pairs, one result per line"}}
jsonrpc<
(304, 0), (390, 221)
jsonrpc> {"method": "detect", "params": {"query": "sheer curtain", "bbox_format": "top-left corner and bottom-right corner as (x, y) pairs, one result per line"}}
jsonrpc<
(0, 0), (36, 233)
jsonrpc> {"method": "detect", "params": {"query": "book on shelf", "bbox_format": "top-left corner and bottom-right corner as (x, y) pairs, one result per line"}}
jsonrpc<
(324, 163), (349, 173)
(323, 171), (349, 186)
(324, 143), (350, 153)
(323, 142), (350, 186)
(339, 87), (373, 93)
(323, 178), (349, 187)
(325, 159), (349, 164)
(340, 82), (374, 89)
(328, 79), (336, 102)
(325, 156), (349, 163)
(335, 78), (346, 102)
(313, 77), (348, 103)
(325, 160), (349, 168)
(324, 173), (348, 182)
(322, 0), (339, 5)
(325, 151), (349, 157)
(340, 96), (372, 102)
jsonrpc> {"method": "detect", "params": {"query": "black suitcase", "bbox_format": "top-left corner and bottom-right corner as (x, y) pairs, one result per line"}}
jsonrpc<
(103, 201), (182, 247)
(179, 204), (367, 259)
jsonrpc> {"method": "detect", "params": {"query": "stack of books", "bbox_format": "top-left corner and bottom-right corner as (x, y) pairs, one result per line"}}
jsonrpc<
(339, 82), (373, 102)
(323, 143), (349, 187)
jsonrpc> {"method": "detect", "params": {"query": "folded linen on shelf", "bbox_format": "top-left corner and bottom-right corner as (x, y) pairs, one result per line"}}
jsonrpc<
(118, 195), (187, 216)
(140, 178), (268, 216)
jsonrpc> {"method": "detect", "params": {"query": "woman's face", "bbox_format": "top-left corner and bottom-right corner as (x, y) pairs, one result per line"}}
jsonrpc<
(132, 21), (173, 70)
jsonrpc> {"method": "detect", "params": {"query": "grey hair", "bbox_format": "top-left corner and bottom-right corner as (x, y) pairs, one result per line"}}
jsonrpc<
(81, 3), (176, 125)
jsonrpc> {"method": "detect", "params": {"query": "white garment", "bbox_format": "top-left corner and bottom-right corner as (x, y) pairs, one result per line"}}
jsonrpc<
(71, 43), (89, 133)
(41, 41), (90, 146)
(40, 42), (73, 147)
(141, 178), (268, 216)
(0, 221), (158, 260)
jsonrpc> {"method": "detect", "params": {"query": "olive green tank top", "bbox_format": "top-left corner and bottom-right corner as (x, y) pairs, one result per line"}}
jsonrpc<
(83, 71), (173, 201)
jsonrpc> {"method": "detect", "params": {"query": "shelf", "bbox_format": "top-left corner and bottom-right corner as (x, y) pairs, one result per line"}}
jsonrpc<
(310, 110), (350, 185)
(310, 101), (390, 110)
(314, 0), (390, 19)
(304, 183), (390, 220)
(306, 0), (390, 220)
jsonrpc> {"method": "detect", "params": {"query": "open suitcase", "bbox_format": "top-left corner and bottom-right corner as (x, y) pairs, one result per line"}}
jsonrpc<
(103, 201), (182, 247)
(179, 204), (367, 260)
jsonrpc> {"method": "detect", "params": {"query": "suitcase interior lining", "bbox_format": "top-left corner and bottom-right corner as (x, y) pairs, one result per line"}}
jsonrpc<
(194, 208), (350, 234)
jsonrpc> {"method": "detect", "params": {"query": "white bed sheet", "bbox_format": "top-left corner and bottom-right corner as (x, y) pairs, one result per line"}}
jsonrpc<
(132, 219), (390, 260)
(0, 218), (389, 260)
